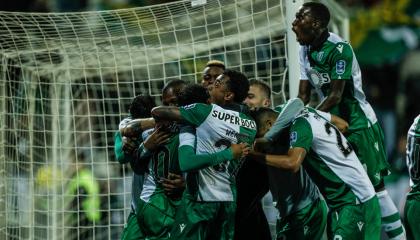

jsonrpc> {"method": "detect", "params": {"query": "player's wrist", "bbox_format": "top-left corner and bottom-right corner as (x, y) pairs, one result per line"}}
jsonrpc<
(140, 143), (151, 156)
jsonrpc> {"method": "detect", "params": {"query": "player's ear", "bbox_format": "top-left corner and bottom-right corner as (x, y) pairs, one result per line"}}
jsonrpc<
(224, 91), (234, 102)
(312, 19), (321, 29)
(266, 119), (273, 129)
(263, 98), (271, 108)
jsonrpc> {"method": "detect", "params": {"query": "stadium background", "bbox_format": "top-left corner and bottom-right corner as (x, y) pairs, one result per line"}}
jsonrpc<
(0, 0), (419, 239)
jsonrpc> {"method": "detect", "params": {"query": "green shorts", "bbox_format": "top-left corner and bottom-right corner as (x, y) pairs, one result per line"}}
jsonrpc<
(328, 196), (381, 240)
(121, 211), (145, 240)
(404, 193), (420, 240)
(170, 194), (236, 240)
(346, 122), (390, 187)
(136, 193), (180, 239)
(276, 197), (328, 240)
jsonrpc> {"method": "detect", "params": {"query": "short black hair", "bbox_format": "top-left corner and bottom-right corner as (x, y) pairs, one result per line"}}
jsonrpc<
(178, 83), (210, 106)
(162, 79), (187, 96)
(249, 79), (271, 99)
(223, 69), (249, 103)
(129, 95), (156, 118)
(249, 107), (278, 128)
(303, 2), (330, 28)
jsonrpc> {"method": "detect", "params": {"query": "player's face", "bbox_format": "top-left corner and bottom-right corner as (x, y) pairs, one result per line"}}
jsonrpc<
(201, 66), (224, 89)
(243, 85), (270, 110)
(292, 6), (316, 46)
(162, 87), (178, 106)
(209, 74), (231, 105)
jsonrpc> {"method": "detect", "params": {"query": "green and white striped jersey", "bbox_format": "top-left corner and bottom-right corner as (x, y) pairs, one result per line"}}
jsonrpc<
(299, 32), (377, 132)
(115, 117), (144, 213)
(406, 114), (420, 195)
(179, 103), (257, 202)
(265, 130), (321, 217)
(290, 109), (375, 210)
(140, 125), (182, 202)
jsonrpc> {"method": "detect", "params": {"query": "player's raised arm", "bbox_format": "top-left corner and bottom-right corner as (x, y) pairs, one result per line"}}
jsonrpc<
(316, 79), (345, 112)
(119, 117), (156, 138)
(151, 106), (182, 122)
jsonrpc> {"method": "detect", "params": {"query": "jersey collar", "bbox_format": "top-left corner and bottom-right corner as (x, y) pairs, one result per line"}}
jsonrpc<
(310, 30), (329, 50)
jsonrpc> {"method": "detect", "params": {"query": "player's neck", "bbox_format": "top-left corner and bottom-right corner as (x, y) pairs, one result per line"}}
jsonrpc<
(310, 30), (329, 50)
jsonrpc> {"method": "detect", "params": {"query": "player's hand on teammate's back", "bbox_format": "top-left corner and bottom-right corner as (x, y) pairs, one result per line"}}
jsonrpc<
(143, 127), (171, 151)
(161, 173), (185, 197)
(231, 142), (251, 159)
(122, 136), (138, 156)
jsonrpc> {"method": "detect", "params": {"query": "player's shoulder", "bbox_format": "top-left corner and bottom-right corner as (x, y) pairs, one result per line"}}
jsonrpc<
(181, 102), (210, 110)
(293, 108), (323, 127)
(326, 33), (352, 54)
(410, 114), (420, 136)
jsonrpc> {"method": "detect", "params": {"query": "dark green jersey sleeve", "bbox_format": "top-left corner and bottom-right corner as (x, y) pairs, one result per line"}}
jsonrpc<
(330, 42), (353, 80)
(178, 145), (233, 172)
(178, 125), (233, 172)
(114, 131), (132, 164)
(179, 103), (212, 127)
(289, 117), (313, 152)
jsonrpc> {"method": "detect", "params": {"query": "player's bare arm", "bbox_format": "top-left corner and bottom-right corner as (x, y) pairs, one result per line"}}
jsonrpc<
(298, 80), (312, 105)
(249, 147), (306, 173)
(316, 80), (345, 112)
(151, 106), (183, 122)
(120, 118), (156, 138)
(331, 114), (349, 133)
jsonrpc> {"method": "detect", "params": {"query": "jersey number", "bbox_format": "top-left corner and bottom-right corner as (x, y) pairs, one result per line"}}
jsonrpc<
(324, 123), (353, 157)
(152, 145), (170, 180)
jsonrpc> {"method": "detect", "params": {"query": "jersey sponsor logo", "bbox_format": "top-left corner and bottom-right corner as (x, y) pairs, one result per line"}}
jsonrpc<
(307, 69), (331, 88)
(290, 131), (298, 144)
(179, 223), (186, 233)
(336, 60), (346, 75)
(336, 44), (344, 53)
(357, 221), (364, 231)
(182, 103), (196, 110)
(303, 225), (309, 235)
(211, 110), (256, 130)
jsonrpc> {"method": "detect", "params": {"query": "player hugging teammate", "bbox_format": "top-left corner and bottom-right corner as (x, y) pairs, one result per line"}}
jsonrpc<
(115, 2), (408, 240)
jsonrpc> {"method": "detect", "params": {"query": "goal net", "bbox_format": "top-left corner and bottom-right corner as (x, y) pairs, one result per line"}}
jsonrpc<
(0, 0), (348, 239)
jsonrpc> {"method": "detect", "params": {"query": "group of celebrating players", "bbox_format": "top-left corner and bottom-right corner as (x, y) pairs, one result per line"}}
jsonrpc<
(114, 2), (420, 240)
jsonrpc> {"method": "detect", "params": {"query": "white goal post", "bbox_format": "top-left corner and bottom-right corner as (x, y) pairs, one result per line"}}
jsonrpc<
(0, 0), (348, 239)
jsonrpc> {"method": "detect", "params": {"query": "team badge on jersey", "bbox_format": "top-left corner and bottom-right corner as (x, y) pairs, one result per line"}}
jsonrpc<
(290, 131), (298, 144)
(317, 51), (324, 62)
(336, 60), (346, 75)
